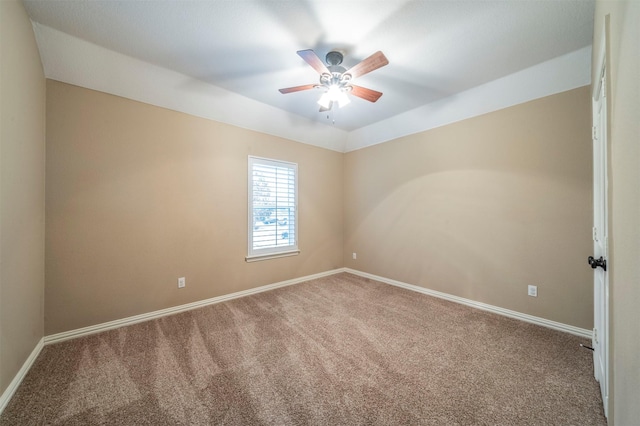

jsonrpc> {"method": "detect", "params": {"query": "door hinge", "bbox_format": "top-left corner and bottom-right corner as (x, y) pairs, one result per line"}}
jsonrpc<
(593, 327), (599, 344)
(593, 226), (598, 242)
(592, 126), (597, 141)
(601, 77), (606, 98)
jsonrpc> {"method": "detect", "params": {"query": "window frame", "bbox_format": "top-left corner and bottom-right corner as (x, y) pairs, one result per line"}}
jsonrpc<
(246, 156), (299, 262)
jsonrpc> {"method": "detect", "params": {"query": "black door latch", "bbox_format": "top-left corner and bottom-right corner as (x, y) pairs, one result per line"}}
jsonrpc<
(588, 256), (607, 271)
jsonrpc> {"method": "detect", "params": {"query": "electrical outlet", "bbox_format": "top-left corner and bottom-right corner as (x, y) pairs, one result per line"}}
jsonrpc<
(178, 277), (186, 288)
(352, 252), (357, 260)
(528, 285), (537, 297)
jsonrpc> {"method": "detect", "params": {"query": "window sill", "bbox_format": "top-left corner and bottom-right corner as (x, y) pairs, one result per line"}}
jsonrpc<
(245, 249), (300, 263)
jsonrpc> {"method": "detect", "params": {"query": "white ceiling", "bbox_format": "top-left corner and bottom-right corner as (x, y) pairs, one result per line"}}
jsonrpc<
(22, 0), (595, 151)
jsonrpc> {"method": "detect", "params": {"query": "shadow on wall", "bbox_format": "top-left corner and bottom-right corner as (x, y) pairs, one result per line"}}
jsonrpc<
(345, 166), (592, 329)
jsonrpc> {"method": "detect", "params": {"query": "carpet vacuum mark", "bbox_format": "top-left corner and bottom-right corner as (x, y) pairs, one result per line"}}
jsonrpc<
(0, 273), (606, 425)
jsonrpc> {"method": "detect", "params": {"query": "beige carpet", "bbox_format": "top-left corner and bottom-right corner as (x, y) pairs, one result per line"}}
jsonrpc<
(1, 273), (606, 425)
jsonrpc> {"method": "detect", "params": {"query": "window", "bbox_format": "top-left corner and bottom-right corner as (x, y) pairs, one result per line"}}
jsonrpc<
(247, 156), (298, 261)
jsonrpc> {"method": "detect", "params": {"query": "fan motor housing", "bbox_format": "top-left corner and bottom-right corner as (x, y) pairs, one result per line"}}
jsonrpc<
(326, 51), (346, 75)
(325, 51), (343, 66)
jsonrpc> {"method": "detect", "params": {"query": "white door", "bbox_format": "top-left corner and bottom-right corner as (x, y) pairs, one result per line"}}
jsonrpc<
(591, 64), (609, 418)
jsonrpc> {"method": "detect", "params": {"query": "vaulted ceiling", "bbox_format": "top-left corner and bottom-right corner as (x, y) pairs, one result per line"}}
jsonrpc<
(22, 0), (595, 151)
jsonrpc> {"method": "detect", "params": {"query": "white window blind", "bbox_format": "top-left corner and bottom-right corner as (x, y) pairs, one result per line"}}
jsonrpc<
(247, 156), (298, 261)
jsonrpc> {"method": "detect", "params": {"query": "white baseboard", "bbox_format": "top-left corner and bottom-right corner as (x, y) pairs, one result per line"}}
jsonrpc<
(45, 267), (591, 345)
(0, 337), (44, 415)
(45, 268), (345, 345)
(345, 268), (592, 339)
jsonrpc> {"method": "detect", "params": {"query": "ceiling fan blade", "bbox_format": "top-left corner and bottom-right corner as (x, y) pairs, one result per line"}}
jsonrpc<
(345, 51), (389, 79)
(349, 85), (383, 103)
(297, 49), (331, 75)
(279, 84), (317, 94)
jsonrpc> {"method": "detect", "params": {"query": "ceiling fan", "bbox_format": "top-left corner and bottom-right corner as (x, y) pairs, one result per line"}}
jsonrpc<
(279, 49), (389, 112)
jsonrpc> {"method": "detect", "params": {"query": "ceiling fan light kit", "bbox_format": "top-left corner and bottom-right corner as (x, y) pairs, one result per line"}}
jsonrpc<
(318, 85), (351, 109)
(279, 49), (388, 113)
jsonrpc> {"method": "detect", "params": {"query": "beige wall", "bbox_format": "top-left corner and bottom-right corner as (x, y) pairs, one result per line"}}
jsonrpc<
(45, 82), (598, 335)
(0, 1), (46, 396)
(45, 81), (343, 335)
(344, 87), (593, 329)
(593, 1), (640, 424)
